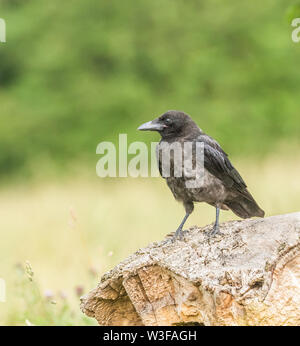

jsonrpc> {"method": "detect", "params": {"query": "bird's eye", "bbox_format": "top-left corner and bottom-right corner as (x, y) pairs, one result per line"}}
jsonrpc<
(165, 118), (172, 124)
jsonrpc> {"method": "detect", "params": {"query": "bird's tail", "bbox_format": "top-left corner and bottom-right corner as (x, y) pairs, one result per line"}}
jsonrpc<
(225, 190), (265, 219)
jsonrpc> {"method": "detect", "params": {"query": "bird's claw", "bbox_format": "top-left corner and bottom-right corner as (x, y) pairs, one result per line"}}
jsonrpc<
(206, 224), (223, 238)
(161, 229), (187, 245)
(170, 234), (181, 243)
(161, 238), (171, 245)
(173, 228), (188, 242)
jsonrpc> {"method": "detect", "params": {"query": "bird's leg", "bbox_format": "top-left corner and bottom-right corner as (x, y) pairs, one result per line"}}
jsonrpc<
(208, 207), (223, 237)
(172, 212), (190, 241)
(161, 202), (194, 244)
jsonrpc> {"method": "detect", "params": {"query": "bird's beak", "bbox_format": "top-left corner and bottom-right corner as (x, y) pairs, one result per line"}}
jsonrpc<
(137, 119), (166, 132)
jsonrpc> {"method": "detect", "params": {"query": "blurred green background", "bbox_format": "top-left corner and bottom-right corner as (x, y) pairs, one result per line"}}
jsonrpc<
(0, 0), (300, 325)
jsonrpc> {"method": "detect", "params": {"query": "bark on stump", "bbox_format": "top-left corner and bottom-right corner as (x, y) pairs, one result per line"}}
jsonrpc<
(81, 212), (300, 326)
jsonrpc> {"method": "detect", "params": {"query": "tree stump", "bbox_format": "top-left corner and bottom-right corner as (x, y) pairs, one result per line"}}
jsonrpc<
(81, 212), (300, 326)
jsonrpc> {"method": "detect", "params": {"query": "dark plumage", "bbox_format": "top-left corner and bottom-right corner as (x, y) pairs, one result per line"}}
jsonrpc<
(138, 110), (264, 240)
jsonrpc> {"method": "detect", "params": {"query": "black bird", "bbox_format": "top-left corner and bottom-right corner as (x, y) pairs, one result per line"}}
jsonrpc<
(138, 110), (264, 240)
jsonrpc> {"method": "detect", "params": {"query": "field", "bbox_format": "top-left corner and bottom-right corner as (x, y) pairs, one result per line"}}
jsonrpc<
(0, 150), (299, 325)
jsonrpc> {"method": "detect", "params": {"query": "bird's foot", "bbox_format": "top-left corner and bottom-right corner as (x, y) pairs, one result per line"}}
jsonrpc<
(161, 234), (177, 245)
(165, 228), (187, 243)
(161, 238), (171, 245)
(173, 228), (189, 241)
(162, 227), (189, 245)
(206, 224), (224, 238)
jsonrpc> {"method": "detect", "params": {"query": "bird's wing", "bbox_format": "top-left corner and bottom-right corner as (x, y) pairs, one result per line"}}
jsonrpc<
(198, 134), (228, 156)
(198, 134), (247, 191)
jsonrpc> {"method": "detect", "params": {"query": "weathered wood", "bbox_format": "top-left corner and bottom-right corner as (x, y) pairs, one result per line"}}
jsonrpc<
(81, 212), (300, 326)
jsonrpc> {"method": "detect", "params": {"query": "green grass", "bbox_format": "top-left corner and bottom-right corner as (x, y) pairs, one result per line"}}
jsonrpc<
(0, 151), (299, 325)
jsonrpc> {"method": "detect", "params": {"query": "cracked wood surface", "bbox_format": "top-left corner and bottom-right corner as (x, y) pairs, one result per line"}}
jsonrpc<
(81, 212), (300, 326)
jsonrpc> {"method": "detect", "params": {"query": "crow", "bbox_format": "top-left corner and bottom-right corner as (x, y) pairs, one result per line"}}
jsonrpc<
(138, 110), (264, 240)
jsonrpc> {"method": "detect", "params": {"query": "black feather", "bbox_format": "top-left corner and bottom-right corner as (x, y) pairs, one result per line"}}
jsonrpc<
(139, 110), (265, 226)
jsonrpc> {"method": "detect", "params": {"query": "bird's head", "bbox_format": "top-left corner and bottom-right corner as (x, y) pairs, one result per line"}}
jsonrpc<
(138, 110), (200, 139)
